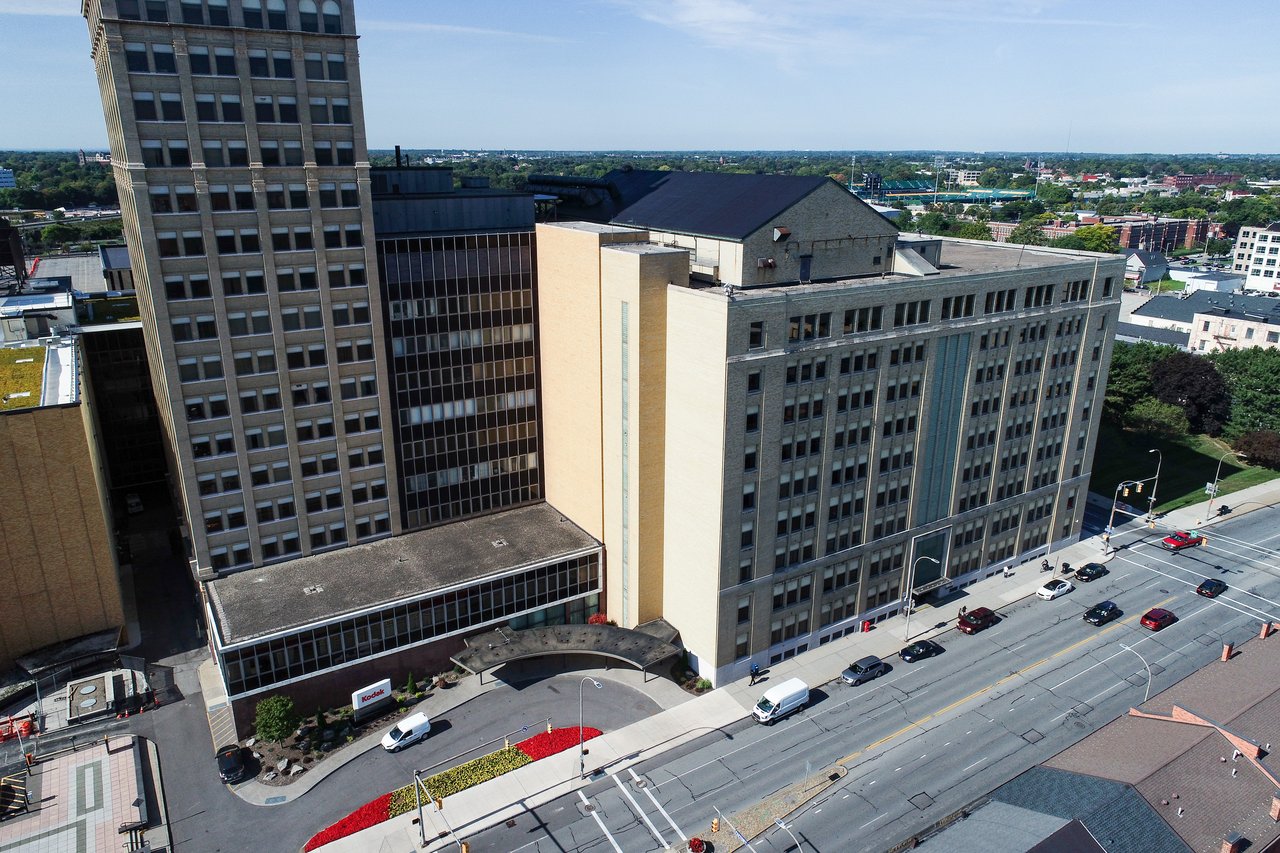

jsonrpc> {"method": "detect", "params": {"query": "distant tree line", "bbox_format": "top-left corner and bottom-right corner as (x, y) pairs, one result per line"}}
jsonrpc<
(0, 151), (118, 210)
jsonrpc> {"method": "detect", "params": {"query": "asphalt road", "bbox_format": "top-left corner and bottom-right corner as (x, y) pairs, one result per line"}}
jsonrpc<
(463, 509), (1280, 853)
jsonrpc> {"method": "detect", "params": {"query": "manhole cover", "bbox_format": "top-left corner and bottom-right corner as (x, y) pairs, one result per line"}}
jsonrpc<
(908, 792), (935, 810)
(1022, 729), (1044, 744)
(79, 698), (98, 709)
(633, 778), (648, 789)
(1069, 718), (1089, 731)
(78, 684), (97, 695)
(505, 819), (517, 829)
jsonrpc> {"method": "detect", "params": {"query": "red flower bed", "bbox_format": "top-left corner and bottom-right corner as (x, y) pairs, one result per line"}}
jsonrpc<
(516, 726), (602, 761)
(304, 792), (391, 851)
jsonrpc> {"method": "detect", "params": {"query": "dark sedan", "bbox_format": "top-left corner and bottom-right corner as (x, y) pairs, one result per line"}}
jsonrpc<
(216, 744), (246, 784)
(898, 639), (943, 663)
(1196, 578), (1228, 598)
(1083, 600), (1120, 626)
(1075, 563), (1108, 582)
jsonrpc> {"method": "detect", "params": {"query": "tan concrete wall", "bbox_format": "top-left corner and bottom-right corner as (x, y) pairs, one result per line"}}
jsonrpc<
(536, 223), (647, 547)
(598, 246), (687, 627)
(661, 286), (730, 675)
(0, 404), (124, 669)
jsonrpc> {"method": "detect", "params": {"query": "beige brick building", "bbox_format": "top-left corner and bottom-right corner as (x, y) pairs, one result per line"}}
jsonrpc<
(83, 0), (396, 579)
(537, 174), (1124, 684)
(0, 341), (125, 669)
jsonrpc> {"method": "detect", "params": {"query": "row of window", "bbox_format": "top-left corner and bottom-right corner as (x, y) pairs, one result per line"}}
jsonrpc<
(152, 181), (357, 214)
(118, 0), (343, 35)
(156, 222), (361, 258)
(164, 264), (365, 301)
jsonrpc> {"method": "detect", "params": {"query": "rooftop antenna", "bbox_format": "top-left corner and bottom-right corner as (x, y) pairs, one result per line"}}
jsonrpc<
(933, 155), (944, 206)
(849, 155), (856, 192)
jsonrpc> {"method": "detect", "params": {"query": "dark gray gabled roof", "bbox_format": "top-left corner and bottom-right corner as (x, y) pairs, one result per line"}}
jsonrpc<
(1122, 249), (1167, 268)
(1114, 322), (1189, 348)
(1131, 290), (1280, 324)
(991, 767), (1190, 853)
(610, 172), (833, 241)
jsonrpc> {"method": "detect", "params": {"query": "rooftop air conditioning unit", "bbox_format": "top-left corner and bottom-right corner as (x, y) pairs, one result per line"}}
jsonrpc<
(757, 258), (776, 269)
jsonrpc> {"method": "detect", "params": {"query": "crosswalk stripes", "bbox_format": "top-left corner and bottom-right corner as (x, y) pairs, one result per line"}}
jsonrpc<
(612, 774), (669, 848)
(627, 768), (687, 842)
(578, 789), (624, 852)
(206, 699), (236, 749)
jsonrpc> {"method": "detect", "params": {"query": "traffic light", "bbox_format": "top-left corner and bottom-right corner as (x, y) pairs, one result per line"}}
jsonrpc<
(1123, 486), (1130, 497)
(1136, 482), (1143, 493)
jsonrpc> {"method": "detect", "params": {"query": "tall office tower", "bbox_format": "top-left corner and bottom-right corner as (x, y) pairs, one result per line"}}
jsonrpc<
(537, 173), (1124, 684)
(83, 0), (396, 578)
(371, 167), (542, 531)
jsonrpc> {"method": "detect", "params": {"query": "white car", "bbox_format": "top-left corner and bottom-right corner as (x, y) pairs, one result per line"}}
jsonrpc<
(1036, 578), (1074, 600)
(381, 711), (431, 752)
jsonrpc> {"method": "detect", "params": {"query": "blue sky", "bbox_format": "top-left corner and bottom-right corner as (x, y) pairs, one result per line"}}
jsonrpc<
(0, 0), (1273, 153)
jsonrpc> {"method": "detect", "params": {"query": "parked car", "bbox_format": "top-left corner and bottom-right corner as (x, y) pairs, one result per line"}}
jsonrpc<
(1074, 563), (1108, 582)
(1036, 579), (1075, 600)
(1141, 608), (1177, 631)
(381, 711), (432, 752)
(1196, 578), (1228, 598)
(125, 493), (144, 514)
(216, 744), (246, 784)
(899, 639), (943, 663)
(842, 655), (888, 686)
(1161, 531), (1204, 551)
(958, 607), (998, 634)
(1083, 601), (1121, 626)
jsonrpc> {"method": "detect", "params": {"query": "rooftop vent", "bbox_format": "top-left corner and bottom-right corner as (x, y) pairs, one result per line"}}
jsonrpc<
(491, 538), (508, 548)
(302, 585), (324, 596)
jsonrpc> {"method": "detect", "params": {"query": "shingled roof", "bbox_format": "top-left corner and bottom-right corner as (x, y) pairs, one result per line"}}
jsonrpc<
(610, 172), (833, 241)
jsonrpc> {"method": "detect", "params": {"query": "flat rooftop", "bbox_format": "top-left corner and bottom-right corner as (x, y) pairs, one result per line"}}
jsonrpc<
(31, 253), (109, 294)
(207, 502), (600, 646)
(0, 338), (77, 410)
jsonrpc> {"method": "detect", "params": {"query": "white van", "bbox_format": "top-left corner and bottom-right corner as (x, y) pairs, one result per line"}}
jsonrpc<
(752, 677), (809, 725)
(381, 711), (431, 752)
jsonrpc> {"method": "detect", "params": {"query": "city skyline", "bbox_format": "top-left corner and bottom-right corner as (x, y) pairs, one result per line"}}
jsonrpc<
(0, 0), (1276, 153)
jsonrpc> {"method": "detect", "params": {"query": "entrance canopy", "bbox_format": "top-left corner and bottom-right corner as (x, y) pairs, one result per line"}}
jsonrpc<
(452, 624), (680, 677)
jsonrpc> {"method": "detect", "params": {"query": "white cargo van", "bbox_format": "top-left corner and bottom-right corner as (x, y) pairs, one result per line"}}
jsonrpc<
(381, 711), (431, 751)
(752, 678), (809, 724)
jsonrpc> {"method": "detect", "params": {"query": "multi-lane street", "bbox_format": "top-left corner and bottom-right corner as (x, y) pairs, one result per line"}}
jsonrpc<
(464, 511), (1280, 852)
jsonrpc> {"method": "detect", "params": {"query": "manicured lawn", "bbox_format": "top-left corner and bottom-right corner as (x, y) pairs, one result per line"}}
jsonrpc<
(1090, 422), (1279, 513)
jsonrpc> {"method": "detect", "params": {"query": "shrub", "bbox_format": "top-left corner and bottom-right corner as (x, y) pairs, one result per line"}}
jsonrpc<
(315, 706), (326, 729)
(1236, 430), (1280, 471)
(254, 695), (300, 743)
(695, 678), (712, 691)
(420, 748), (531, 798)
(405, 672), (416, 694)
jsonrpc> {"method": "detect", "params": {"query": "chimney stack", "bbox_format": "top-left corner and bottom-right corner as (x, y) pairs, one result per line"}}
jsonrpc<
(395, 145), (402, 167)
(1270, 792), (1280, 822)
(1222, 832), (1244, 853)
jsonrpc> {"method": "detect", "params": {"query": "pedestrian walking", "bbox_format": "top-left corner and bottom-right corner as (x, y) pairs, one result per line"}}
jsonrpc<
(749, 663), (760, 686)
(959, 605), (968, 619)
(1003, 564), (1014, 578)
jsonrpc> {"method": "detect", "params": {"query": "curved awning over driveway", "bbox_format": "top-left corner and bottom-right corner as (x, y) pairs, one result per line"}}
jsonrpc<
(452, 624), (680, 677)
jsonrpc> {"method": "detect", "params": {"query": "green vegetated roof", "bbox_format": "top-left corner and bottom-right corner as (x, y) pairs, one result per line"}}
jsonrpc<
(0, 346), (45, 412)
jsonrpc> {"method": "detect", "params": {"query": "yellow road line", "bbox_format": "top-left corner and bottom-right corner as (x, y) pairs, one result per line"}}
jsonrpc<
(836, 594), (1176, 766)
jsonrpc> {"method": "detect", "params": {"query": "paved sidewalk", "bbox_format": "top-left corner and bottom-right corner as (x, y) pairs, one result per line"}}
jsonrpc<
(266, 476), (1280, 849)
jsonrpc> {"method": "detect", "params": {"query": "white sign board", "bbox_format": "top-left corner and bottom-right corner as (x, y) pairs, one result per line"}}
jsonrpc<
(352, 678), (392, 710)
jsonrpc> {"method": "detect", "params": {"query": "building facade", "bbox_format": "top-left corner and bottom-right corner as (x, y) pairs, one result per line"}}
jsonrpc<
(537, 174), (1124, 683)
(83, 0), (396, 579)
(1235, 224), (1280, 292)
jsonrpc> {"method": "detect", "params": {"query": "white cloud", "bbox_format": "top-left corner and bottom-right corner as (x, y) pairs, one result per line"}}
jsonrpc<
(0, 0), (80, 15)
(359, 19), (566, 44)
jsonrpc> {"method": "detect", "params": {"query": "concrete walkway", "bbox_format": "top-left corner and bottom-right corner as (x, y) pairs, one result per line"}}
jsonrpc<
(276, 477), (1280, 850)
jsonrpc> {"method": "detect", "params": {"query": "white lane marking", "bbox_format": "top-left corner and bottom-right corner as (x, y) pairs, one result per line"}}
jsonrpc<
(578, 790), (623, 853)
(628, 768), (686, 841)
(1113, 554), (1280, 621)
(860, 814), (888, 829)
(612, 773), (668, 848)
(963, 757), (987, 772)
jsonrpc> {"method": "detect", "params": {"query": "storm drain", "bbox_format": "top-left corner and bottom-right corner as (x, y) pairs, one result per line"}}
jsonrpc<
(1021, 729), (1044, 744)
(632, 777), (648, 789)
(578, 802), (597, 816)
(909, 792), (935, 810)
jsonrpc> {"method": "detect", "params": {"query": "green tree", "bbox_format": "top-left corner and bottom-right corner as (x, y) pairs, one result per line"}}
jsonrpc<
(1209, 346), (1280, 438)
(40, 223), (78, 245)
(1074, 224), (1120, 253)
(1103, 341), (1168, 423)
(1050, 234), (1089, 250)
(1006, 220), (1048, 246)
(1124, 397), (1189, 436)
(254, 695), (300, 743)
(954, 221), (993, 240)
(977, 168), (1004, 188)
(1206, 237), (1233, 256)
(1035, 183), (1074, 206)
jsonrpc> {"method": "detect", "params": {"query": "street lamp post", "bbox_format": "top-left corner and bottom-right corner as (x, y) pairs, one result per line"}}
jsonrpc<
(775, 818), (804, 852)
(1206, 450), (1246, 520)
(903, 556), (940, 641)
(579, 677), (602, 779)
(1147, 449), (1162, 518)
